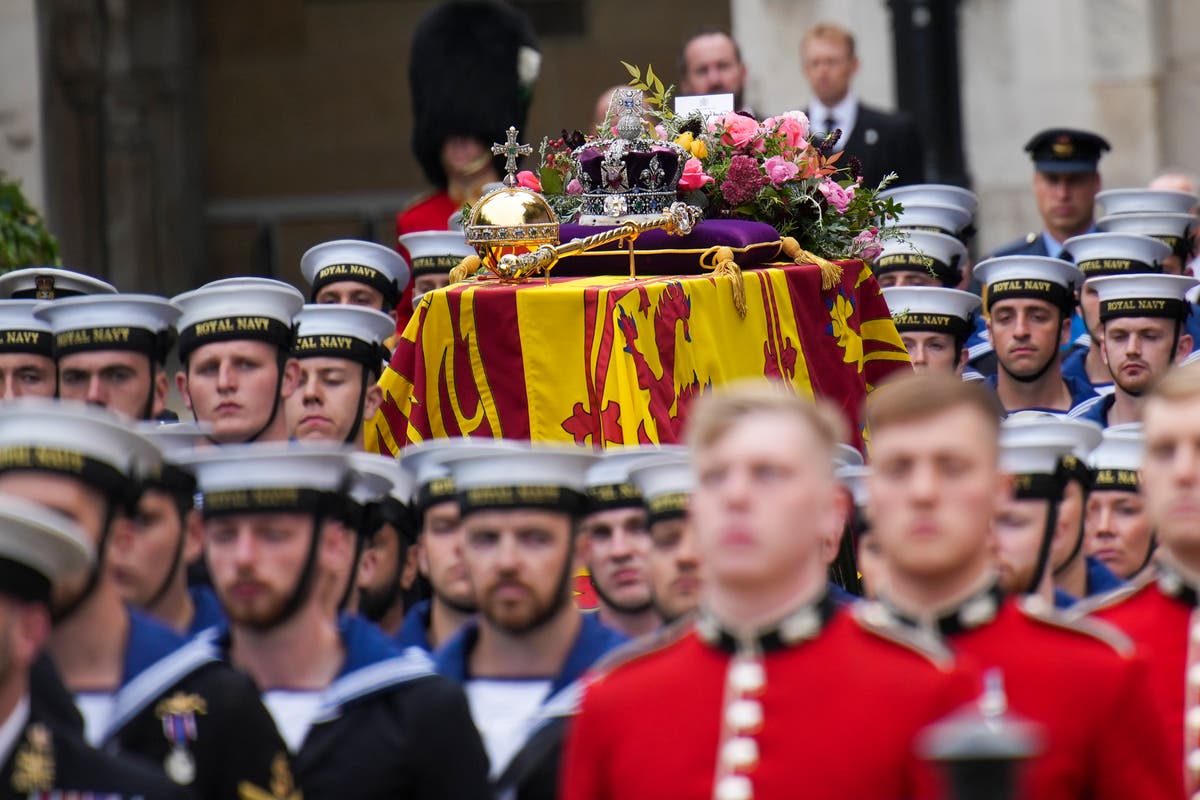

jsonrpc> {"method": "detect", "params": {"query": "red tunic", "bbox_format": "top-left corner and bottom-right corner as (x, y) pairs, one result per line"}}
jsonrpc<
(948, 597), (1178, 800)
(1082, 568), (1192, 797)
(561, 605), (974, 800)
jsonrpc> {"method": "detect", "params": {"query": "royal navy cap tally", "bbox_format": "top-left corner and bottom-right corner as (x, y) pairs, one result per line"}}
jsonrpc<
(888, 202), (972, 238)
(446, 444), (596, 516)
(171, 278), (304, 362)
(1024, 128), (1110, 174)
(1090, 273), (1198, 323)
(1097, 188), (1198, 216)
(181, 442), (352, 516)
(873, 230), (968, 286)
(349, 451), (415, 508)
(0, 493), (93, 604)
(1088, 429), (1142, 492)
(973, 256), (1082, 314)
(0, 300), (53, 357)
(400, 438), (523, 512)
(1096, 212), (1196, 259)
(1061, 232), (1171, 280)
(0, 267), (117, 300)
(300, 239), (410, 304)
(398, 231), (475, 278)
(584, 447), (668, 512)
(1000, 438), (1078, 500)
(292, 304), (393, 368)
(627, 453), (694, 526)
(879, 184), (978, 216)
(34, 294), (181, 363)
(0, 399), (163, 503)
(883, 287), (980, 338)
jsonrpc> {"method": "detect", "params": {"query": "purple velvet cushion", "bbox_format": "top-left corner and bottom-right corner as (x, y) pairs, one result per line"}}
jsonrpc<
(553, 219), (783, 276)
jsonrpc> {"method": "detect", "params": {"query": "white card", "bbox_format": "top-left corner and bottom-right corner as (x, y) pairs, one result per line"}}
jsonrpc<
(674, 93), (734, 120)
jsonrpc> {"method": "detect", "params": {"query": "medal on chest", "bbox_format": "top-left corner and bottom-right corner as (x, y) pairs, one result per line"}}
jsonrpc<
(156, 691), (207, 785)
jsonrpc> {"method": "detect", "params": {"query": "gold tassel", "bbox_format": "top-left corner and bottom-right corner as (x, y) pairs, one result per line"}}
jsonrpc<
(780, 236), (844, 291)
(449, 254), (480, 285)
(699, 246), (747, 319)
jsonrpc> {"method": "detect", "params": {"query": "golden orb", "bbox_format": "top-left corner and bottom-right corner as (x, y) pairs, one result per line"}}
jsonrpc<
(464, 186), (560, 280)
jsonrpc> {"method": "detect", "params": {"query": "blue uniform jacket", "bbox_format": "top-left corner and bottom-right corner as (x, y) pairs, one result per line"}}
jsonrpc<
(187, 584), (226, 637)
(395, 598), (433, 652)
(1054, 556), (1125, 609)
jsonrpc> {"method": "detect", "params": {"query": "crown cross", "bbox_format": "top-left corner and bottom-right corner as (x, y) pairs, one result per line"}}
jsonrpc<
(492, 126), (534, 187)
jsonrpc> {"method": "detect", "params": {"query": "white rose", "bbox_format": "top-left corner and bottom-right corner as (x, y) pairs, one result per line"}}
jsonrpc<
(517, 46), (541, 89)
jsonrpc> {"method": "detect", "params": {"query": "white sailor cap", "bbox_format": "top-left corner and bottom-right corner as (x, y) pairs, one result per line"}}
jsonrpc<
(300, 239), (411, 303)
(349, 451), (415, 507)
(446, 444), (597, 516)
(34, 294), (181, 363)
(1089, 273), (1198, 323)
(583, 445), (689, 512)
(973, 256), (1082, 314)
(834, 464), (870, 510)
(292, 304), (394, 369)
(1097, 212), (1195, 259)
(0, 399), (162, 505)
(627, 453), (694, 526)
(1000, 438), (1078, 500)
(0, 493), (93, 604)
(171, 278), (304, 362)
(399, 231), (475, 278)
(873, 230), (967, 287)
(879, 184), (979, 216)
(1061, 232), (1171, 280)
(888, 202), (972, 238)
(1001, 412), (1102, 460)
(0, 300), (53, 357)
(180, 441), (353, 516)
(0, 267), (117, 300)
(883, 287), (980, 338)
(1097, 188), (1198, 216)
(833, 443), (864, 469)
(399, 439), (524, 512)
(1088, 430), (1142, 492)
(134, 421), (211, 495)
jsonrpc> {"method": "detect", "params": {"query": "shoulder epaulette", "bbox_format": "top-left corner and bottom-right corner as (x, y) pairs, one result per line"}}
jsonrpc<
(587, 615), (693, 678)
(1018, 595), (1134, 657)
(851, 601), (956, 671)
(1065, 567), (1155, 620)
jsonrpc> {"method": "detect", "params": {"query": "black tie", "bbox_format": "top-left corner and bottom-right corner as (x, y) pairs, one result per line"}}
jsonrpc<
(824, 115), (837, 134)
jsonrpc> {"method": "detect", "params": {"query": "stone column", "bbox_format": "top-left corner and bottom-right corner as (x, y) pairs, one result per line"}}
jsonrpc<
(0, 0), (46, 210)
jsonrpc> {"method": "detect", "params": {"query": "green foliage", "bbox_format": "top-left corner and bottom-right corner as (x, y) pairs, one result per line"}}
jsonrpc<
(0, 172), (58, 273)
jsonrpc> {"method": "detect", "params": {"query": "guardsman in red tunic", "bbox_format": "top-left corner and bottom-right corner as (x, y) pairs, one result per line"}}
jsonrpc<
(561, 384), (976, 800)
(864, 373), (1178, 800)
(1072, 361), (1200, 796)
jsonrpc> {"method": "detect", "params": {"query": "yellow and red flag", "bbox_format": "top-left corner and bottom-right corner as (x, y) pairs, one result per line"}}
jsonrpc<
(365, 261), (908, 455)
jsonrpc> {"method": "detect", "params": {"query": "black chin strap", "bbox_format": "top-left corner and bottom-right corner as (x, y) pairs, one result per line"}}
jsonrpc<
(1053, 485), (1089, 577)
(1026, 468), (1067, 595)
(265, 511), (328, 629)
(343, 367), (372, 445)
(143, 494), (193, 612)
(141, 358), (158, 421)
(53, 500), (122, 624)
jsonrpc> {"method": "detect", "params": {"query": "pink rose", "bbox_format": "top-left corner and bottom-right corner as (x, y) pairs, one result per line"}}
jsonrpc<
(565, 178), (583, 195)
(711, 112), (761, 150)
(765, 111), (810, 155)
(852, 228), (883, 261)
(516, 170), (541, 191)
(763, 156), (799, 186)
(818, 179), (855, 213)
(678, 157), (715, 191)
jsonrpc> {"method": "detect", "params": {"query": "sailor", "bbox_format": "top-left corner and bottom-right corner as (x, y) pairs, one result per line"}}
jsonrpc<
(1096, 187), (1199, 276)
(973, 254), (1091, 413)
(182, 442), (491, 798)
(882, 286), (980, 376)
(1060, 231), (1172, 397)
(284, 304), (393, 446)
(300, 239), (410, 324)
(107, 421), (225, 636)
(0, 495), (187, 799)
(863, 373), (1176, 797)
(433, 444), (626, 800)
(578, 449), (663, 638)
(1082, 429), (1153, 581)
(1072, 362), (1200, 798)
(1068, 273), (1197, 427)
(872, 229), (967, 290)
(34, 293), (180, 421)
(0, 266), (116, 300)
(0, 301), (56, 399)
(627, 450), (701, 625)
(171, 277), (304, 444)
(0, 399), (291, 797)
(351, 451), (421, 637)
(399, 230), (475, 309)
(562, 384), (978, 800)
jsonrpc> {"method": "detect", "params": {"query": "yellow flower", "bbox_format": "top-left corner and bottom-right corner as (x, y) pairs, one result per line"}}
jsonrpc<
(690, 138), (708, 159)
(673, 132), (694, 150)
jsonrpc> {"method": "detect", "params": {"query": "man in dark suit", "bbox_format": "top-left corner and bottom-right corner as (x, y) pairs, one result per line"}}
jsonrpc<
(992, 128), (1111, 258)
(802, 22), (924, 188)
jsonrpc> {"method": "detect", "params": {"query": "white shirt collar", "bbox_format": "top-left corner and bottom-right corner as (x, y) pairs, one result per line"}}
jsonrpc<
(0, 695), (30, 768)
